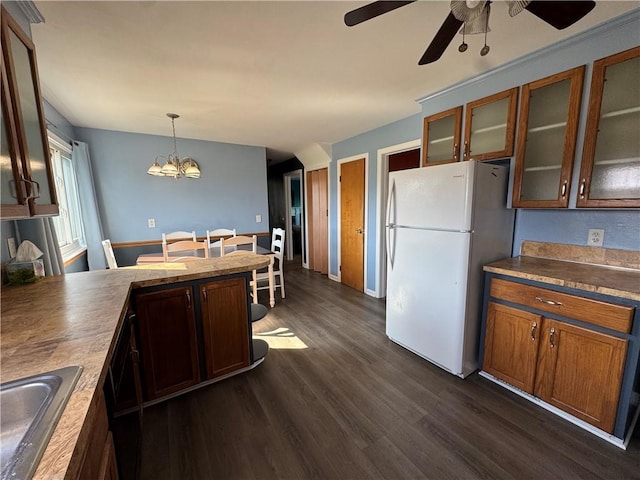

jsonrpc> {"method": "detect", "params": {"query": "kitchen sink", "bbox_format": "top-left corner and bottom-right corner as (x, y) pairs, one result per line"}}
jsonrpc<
(0, 366), (83, 480)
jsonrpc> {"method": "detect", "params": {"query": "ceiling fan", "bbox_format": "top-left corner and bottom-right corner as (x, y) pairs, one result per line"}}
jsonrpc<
(344, 1), (596, 65)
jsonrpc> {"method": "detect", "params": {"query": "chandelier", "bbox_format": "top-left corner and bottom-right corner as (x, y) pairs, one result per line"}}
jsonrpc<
(147, 113), (201, 179)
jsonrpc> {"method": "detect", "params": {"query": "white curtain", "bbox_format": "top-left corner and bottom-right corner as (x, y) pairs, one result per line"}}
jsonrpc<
(16, 218), (64, 276)
(73, 141), (106, 270)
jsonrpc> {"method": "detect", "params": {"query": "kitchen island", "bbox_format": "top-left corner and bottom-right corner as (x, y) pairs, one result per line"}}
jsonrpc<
(0, 254), (270, 479)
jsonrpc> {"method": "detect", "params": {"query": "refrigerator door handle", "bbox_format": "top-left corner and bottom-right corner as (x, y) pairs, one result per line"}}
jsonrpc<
(386, 179), (396, 269)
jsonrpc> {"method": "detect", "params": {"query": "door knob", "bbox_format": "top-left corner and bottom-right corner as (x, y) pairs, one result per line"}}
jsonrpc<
(355, 228), (364, 234)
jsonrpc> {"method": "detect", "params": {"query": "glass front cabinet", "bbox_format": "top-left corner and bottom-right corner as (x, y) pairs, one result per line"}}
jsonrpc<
(422, 106), (462, 167)
(463, 87), (518, 162)
(0, 6), (58, 219)
(577, 46), (640, 208)
(512, 66), (585, 208)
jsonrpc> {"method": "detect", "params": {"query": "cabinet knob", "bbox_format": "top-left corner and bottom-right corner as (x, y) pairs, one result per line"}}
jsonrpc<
(549, 327), (556, 348)
(560, 180), (568, 198)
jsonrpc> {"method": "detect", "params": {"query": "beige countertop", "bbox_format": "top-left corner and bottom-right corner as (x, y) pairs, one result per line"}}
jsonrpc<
(484, 241), (640, 302)
(0, 254), (270, 480)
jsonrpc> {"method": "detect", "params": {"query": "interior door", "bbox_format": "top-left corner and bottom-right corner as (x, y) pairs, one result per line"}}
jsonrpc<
(340, 158), (365, 292)
(307, 168), (328, 274)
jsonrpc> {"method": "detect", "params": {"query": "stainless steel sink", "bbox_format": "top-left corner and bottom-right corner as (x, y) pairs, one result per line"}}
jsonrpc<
(0, 366), (83, 480)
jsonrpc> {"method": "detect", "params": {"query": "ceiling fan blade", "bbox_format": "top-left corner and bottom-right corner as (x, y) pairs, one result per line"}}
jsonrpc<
(418, 12), (464, 65)
(525, 0), (596, 30)
(344, 0), (416, 27)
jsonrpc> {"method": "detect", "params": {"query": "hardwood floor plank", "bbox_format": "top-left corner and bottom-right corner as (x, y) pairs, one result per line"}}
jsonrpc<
(136, 259), (640, 479)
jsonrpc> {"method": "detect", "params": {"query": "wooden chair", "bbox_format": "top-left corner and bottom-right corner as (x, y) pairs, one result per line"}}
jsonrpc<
(206, 228), (236, 247)
(255, 228), (285, 300)
(101, 239), (118, 269)
(162, 230), (196, 243)
(162, 239), (209, 262)
(220, 235), (259, 302)
(219, 235), (257, 255)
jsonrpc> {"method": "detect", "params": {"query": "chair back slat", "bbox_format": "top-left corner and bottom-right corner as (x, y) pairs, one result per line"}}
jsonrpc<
(102, 239), (118, 269)
(162, 230), (197, 242)
(162, 240), (209, 262)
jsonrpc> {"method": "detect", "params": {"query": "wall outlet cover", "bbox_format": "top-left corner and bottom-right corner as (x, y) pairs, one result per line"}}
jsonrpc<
(256, 214), (262, 223)
(147, 218), (156, 228)
(588, 228), (605, 247)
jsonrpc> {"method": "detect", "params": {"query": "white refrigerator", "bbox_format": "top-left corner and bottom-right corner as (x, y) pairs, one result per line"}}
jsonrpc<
(385, 161), (514, 378)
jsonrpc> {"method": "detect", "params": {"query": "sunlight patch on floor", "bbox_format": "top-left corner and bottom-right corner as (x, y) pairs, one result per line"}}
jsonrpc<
(254, 327), (308, 349)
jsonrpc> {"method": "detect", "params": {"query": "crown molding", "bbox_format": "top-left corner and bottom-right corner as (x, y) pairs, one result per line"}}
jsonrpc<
(16, 0), (44, 24)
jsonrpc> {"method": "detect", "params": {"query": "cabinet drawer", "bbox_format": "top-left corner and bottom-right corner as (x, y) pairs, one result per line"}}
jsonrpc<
(490, 278), (634, 333)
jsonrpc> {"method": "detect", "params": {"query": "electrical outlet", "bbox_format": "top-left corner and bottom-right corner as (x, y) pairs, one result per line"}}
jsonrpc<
(255, 214), (262, 223)
(147, 218), (156, 228)
(588, 228), (604, 247)
(7, 237), (16, 258)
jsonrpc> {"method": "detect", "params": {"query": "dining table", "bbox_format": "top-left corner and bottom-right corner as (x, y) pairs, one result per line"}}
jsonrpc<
(136, 244), (276, 307)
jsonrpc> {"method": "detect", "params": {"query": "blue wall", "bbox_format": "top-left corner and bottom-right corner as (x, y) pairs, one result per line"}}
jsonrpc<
(332, 113), (422, 287)
(331, 11), (640, 295)
(75, 128), (269, 252)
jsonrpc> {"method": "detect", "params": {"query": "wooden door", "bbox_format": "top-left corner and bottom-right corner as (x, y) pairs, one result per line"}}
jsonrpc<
(200, 277), (250, 379)
(307, 168), (328, 274)
(483, 302), (541, 394)
(534, 319), (628, 433)
(340, 158), (365, 292)
(136, 286), (200, 400)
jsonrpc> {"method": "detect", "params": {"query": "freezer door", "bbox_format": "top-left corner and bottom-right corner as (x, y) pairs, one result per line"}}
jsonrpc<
(386, 227), (471, 375)
(387, 162), (474, 231)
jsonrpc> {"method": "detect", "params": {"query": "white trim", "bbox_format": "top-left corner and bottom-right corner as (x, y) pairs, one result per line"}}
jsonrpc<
(336, 153), (369, 289)
(479, 371), (628, 450)
(375, 139), (421, 298)
(48, 131), (72, 154)
(328, 273), (340, 282)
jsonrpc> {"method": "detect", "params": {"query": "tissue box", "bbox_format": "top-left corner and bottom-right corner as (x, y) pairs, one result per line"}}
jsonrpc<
(7, 259), (45, 285)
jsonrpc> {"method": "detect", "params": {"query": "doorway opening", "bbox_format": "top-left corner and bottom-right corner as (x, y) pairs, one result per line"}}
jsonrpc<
(284, 169), (303, 263)
(375, 140), (421, 298)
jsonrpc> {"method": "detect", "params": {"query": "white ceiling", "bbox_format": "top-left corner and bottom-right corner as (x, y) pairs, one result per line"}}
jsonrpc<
(32, 1), (639, 162)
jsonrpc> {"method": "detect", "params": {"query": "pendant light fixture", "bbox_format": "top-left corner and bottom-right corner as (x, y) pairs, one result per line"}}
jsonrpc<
(147, 113), (201, 179)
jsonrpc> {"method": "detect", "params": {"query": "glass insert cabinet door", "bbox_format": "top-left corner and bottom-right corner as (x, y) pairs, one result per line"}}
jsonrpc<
(1, 57), (29, 218)
(422, 106), (462, 167)
(577, 46), (640, 208)
(512, 66), (585, 208)
(1, 6), (58, 218)
(463, 87), (518, 162)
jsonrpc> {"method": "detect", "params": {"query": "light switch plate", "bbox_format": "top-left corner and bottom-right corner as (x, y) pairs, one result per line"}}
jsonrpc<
(255, 214), (262, 223)
(588, 228), (604, 247)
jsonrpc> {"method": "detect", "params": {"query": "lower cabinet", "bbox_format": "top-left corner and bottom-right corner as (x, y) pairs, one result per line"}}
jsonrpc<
(200, 277), (250, 379)
(484, 301), (627, 433)
(136, 285), (201, 400)
(77, 391), (119, 480)
(481, 276), (637, 439)
(133, 273), (253, 403)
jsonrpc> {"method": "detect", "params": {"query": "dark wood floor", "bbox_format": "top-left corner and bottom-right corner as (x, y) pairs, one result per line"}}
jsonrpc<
(138, 258), (640, 479)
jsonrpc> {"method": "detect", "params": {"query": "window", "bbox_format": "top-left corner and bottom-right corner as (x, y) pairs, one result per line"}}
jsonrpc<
(48, 133), (86, 260)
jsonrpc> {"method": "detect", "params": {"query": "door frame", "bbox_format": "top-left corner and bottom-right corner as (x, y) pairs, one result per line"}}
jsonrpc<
(303, 166), (329, 272)
(375, 139), (421, 298)
(337, 153), (369, 290)
(283, 169), (303, 262)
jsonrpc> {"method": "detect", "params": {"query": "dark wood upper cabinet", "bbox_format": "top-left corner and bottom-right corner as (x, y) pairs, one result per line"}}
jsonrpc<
(463, 87), (518, 162)
(0, 6), (58, 219)
(577, 46), (640, 208)
(512, 66), (585, 208)
(422, 106), (462, 167)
